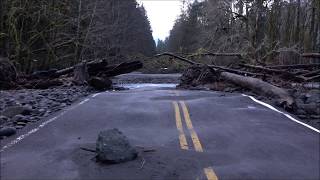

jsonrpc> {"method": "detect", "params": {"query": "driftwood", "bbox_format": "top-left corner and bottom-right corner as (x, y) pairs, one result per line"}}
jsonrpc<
(155, 52), (295, 108)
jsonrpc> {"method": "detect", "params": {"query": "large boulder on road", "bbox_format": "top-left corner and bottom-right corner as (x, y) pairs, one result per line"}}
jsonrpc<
(96, 129), (137, 163)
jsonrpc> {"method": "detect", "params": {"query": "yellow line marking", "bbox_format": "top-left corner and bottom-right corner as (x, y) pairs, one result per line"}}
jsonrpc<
(204, 167), (218, 180)
(179, 101), (203, 152)
(173, 101), (189, 150)
(173, 100), (218, 180)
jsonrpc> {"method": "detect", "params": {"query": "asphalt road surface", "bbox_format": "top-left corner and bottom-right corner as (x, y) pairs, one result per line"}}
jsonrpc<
(1, 85), (319, 180)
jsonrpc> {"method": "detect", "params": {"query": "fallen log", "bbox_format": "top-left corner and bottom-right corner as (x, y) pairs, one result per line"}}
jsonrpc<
(187, 52), (243, 58)
(155, 52), (199, 65)
(266, 63), (320, 69)
(239, 64), (305, 82)
(29, 60), (142, 79)
(53, 59), (108, 78)
(95, 61), (143, 77)
(211, 65), (266, 77)
(302, 53), (320, 59)
(303, 75), (320, 82)
(299, 69), (320, 77)
(220, 72), (294, 108)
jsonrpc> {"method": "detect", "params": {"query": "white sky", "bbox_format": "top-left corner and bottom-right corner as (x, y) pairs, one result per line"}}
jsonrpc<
(137, 0), (183, 41)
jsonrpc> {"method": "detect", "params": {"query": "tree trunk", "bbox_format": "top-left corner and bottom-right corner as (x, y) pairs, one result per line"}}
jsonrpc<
(295, 0), (301, 44)
(73, 62), (89, 85)
(220, 72), (295, 108)
(74, 0), (83, 64)
(0, 0), (7, 57)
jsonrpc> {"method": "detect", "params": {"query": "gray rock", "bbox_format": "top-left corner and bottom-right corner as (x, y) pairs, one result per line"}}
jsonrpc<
(2, 106), (33, 118)
(297, 103), (320, 115)
(12, 114), (27, 122)
(305, 90), (320, 104)
(0, 115), (9, 124)
(0, 127), (16, 137)
(96, 129), (137, 163)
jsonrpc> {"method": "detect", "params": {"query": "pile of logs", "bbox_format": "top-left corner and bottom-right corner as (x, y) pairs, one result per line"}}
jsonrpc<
(1, 59), (143, 90)
(155, 52), (320, 110)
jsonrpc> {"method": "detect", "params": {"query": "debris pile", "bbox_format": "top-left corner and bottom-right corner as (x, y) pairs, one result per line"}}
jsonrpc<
(156, 52), (320, 128)
(0, 59), (143, 90)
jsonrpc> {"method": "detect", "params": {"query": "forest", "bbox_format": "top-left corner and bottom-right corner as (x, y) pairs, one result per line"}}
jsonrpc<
(1, 0), (319, 74)
(158, 0), (320, 60)
(0, 0), (155, 73)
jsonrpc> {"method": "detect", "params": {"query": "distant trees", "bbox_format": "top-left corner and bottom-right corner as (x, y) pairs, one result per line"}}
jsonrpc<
(156, 38), (169, 53)
(0, 0), (155, 73)
(165, 0), (320, 60)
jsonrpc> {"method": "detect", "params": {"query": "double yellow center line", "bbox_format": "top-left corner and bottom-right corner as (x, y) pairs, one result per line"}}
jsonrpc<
(173, 101), (203, 152)
(172, 99), (218, 180)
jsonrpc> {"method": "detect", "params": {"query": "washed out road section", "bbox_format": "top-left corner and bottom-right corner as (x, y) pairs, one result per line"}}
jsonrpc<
(1, 87), (319, 180)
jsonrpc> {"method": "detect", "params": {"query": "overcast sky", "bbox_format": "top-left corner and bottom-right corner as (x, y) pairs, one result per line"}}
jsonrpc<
(137, 0), (183, 42)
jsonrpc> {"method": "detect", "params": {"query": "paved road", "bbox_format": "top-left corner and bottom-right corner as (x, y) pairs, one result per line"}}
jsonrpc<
(1, 86), (319, 180)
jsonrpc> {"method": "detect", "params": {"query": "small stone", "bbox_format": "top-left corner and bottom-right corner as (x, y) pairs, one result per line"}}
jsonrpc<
(0, 127), (16, 137)
(60, 103), (67, 107)
(12, 115), (27, 122)
(0, 115), (9, 124)
(96, 129), (137, 163)
(16, 121), (27, 126)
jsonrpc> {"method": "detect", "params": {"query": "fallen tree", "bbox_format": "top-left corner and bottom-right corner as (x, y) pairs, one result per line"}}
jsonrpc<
(155, 52), (295, 108)
(220, 71), (294, 108)
(155, 52), (265, 77)
(29, 60), (142, 79)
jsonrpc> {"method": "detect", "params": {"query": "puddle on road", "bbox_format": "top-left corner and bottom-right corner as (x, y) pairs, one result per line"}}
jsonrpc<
(117, 83), (177, 90)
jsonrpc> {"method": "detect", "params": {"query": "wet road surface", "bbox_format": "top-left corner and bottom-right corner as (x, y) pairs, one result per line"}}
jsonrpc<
(1, 85), (319, 180)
